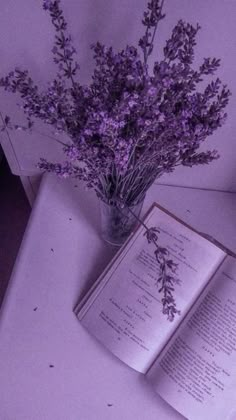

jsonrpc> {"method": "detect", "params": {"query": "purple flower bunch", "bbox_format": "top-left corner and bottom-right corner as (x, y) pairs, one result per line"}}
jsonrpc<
(0, 0), (231, 206)
(0, 0), (231, 321)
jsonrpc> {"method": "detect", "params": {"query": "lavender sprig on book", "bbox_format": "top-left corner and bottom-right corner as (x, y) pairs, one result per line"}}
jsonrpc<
(144, 227), (180, 321)
(124, 203), (181, 322)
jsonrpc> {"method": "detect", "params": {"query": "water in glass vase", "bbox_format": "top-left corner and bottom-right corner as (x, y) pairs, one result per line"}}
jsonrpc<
(99, 197), (145, 246)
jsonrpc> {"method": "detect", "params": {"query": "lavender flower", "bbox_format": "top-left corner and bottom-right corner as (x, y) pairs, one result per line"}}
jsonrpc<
(0, 0), (231, 320)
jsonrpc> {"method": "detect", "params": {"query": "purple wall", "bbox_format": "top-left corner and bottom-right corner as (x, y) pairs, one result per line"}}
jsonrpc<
(0, 0), (235, 190)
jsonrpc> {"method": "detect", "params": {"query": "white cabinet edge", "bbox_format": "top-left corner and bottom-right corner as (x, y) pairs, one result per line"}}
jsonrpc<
(20, 174), (42, 207)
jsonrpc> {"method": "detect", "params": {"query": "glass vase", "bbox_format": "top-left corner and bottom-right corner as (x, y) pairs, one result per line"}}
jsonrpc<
(99, 197), (145, 247)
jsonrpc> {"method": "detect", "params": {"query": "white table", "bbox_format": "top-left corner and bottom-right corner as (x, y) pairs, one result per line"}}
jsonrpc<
(0, 174), (236, 420)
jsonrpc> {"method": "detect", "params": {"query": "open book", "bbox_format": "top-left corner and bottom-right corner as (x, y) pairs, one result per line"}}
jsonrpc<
(74, 203), (236, 420)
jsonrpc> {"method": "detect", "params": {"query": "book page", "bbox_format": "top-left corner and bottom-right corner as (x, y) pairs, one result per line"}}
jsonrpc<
(147, 255), (236, 420)
(77, 205), (225, 373)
